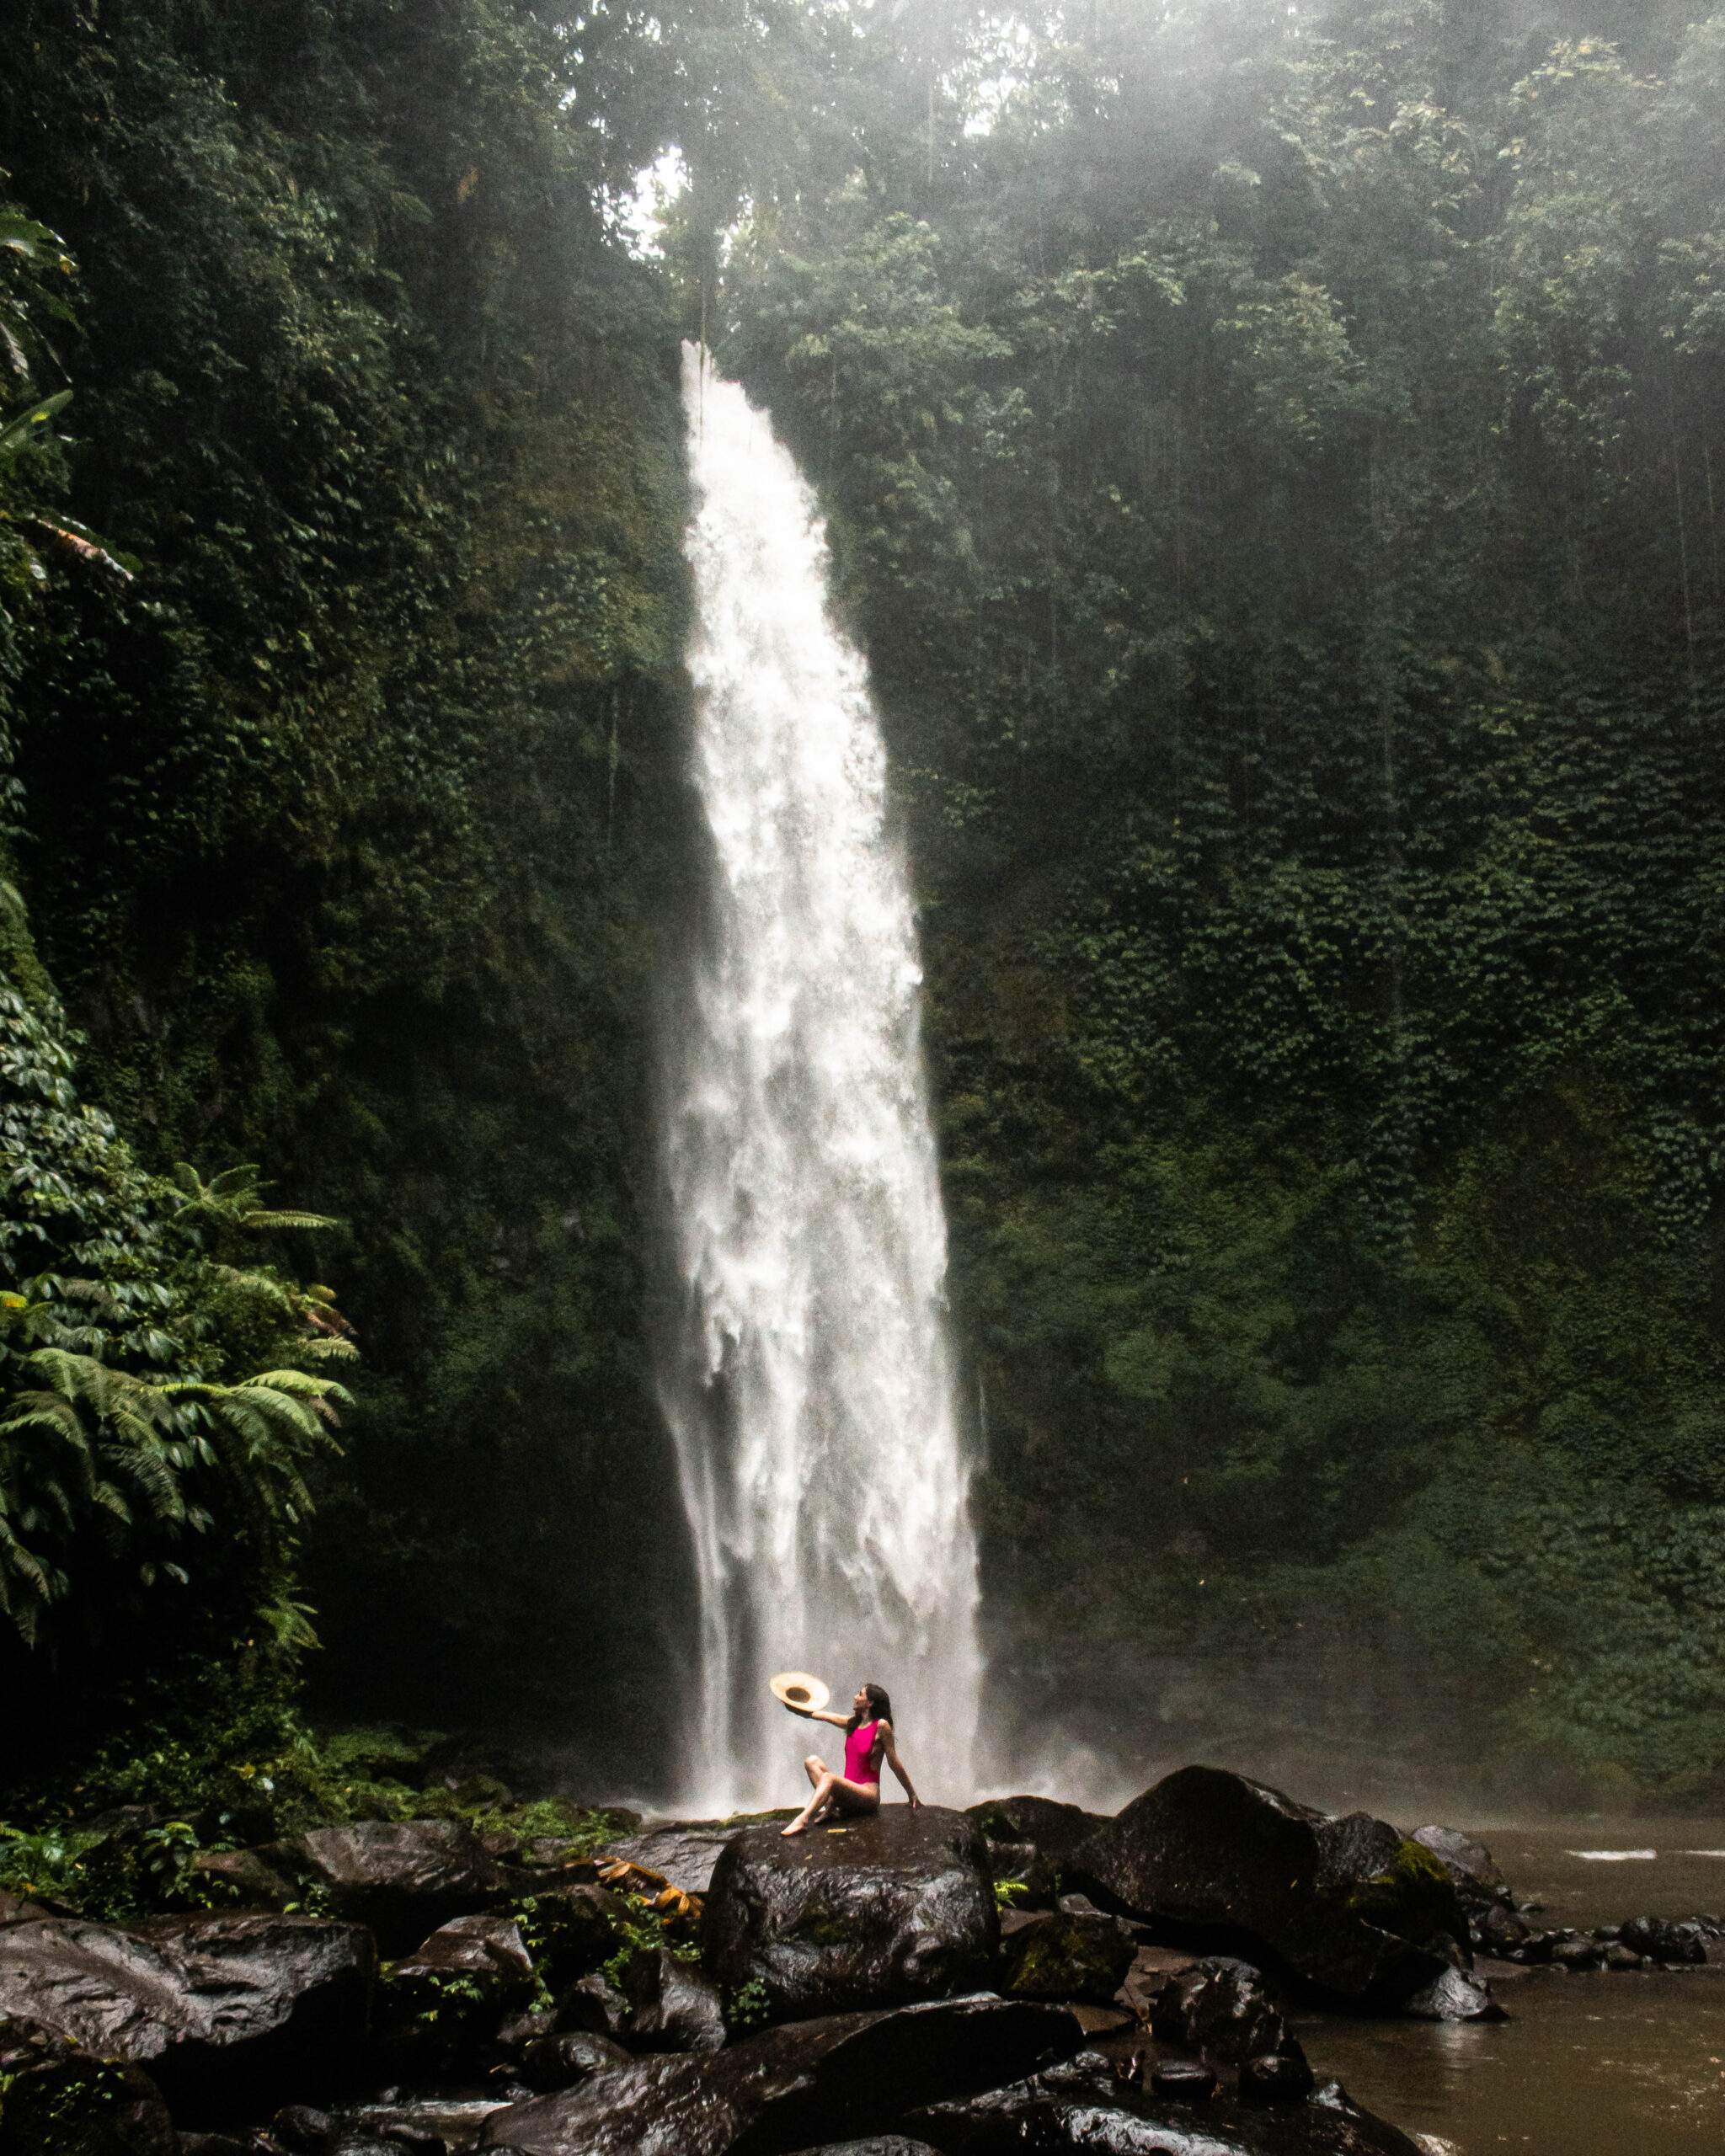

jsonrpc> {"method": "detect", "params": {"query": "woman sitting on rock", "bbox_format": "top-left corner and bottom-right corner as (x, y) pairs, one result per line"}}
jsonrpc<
(780, 1682), (921, 1836)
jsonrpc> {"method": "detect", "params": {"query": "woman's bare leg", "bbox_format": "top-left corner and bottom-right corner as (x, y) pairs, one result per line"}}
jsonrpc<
(782, 1774), (880, 1835)
(803, 1754), (825, 1790)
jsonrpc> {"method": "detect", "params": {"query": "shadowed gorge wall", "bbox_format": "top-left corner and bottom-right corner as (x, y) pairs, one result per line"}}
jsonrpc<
(0, 0), (697, 1780)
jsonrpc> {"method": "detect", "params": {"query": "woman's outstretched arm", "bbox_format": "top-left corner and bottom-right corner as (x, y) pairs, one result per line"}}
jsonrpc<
(781, 1703), (850, 1726)
(880, 1723), (921, 1806)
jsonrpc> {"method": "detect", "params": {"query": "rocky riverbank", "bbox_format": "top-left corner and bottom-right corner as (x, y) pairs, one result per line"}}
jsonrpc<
(3, 1764), (1722, 2155)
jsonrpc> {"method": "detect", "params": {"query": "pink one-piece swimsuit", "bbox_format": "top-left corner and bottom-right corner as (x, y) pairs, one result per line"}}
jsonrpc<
(844, 1718), (884, 1785)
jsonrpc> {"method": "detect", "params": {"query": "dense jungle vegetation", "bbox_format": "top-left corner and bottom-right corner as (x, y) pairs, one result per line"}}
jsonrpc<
(3, 0), (1725, 1821)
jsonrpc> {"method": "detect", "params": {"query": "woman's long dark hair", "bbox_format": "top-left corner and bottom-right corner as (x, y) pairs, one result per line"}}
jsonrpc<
(847, 1682), (893, 1733)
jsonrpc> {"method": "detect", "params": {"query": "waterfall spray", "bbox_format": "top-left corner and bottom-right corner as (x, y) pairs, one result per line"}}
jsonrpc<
(657, 344), (982, 1815)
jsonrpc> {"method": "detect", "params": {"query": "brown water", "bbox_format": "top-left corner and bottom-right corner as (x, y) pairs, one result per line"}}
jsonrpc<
(1295, 1824), (1725, 2153)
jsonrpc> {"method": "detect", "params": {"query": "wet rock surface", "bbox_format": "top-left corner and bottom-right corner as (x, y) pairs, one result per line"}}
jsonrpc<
(601, 1821), (771, 1896)
(621, 1943), (729, 2052)
(703, 1806), (999, 2020)
(1401, 1966), (1504, 2021)
(999, 1908), (1137, 2004)
(0, 1913), (375, 2118)
(1408, 1827), (1510, 1916)
(905, 2047), (1424, 2153)
(296, 1822), (509, 1951)
(1075, 1769), (1467, 2005)
(1149, 1956), (1290, 2066)
(478, 1994), (1087, 2156)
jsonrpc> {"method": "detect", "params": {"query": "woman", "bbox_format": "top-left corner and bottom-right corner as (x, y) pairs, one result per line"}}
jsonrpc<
(779, 1680), (922, 1836)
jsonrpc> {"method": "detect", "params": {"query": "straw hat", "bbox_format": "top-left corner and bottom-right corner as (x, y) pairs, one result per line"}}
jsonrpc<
(770, 1671), (830, 1714)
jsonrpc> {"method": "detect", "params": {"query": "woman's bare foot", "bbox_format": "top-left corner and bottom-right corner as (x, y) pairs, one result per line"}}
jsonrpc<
(781, 1820), (808, 1837)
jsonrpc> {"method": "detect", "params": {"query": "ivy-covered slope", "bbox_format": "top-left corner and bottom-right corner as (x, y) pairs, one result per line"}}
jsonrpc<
(0, 0), (696, 1782)
(714, 1), (1725, 1797)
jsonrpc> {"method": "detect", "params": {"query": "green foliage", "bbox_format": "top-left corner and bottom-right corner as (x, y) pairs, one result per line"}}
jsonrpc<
(1347, 1838), (1462, 1946)
(697, 0), (1725, 1790)
(0, 0), (693, 1764)
(601, 1891), (702, 1990)
(723, 1974), (772, 2033)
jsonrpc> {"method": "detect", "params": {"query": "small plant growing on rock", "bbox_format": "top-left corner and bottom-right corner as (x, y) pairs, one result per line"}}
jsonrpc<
(724, 1976), (771, 2033)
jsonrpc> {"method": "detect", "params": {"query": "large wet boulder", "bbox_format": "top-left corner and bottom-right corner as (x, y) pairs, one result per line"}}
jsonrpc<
(998, 1909), (1137, 2005)
(0, 1914), (374, 2119)
(296, 1822), (508, 1951)
(600, 1822), (767, 1897)
(1075, 1769), (1466, 2006)
(479, 1993), (1085, 2156)
(906, 2049), (1423, 2154)
(703, 1808), (998, 2020)
(1407, 1827), (1511, 1917)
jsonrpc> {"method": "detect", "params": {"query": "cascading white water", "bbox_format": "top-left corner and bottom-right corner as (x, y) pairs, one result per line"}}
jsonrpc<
(658, 344), (982, 1816)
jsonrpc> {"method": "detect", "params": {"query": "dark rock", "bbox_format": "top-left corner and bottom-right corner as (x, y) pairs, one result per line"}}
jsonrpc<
(1152, 2058), (1219, 2098)
(522, 2030), (630, 2090)
(907, 2047), (1424, 2153)
(1239, 2045), (1316, 2101)
(598, 1822), (763, 1897)
(1402, 1967), (1506, 2021)
(1119, 1943), (1198, 2021)
(978, 1842), (1057, 1908)
(175, 2137), (248, 2156)
(0, 2033), (174, 2155)
(1604, 1943), (1648, 1972)
(480, 1829), (522, 1862)
(999, 1909), (1136, 2005)
(339, 2100), (509, 2153)
(1548, 1936), (1602, 1972)
(0, 1914), (374, 2121)
(0, 1892), (52, 1928)
(192, 1851), (299, 1913)
(497, 2007), (559, 2052)
(1471, 1903), (1530, 1955)
(964, 1798), (1107, 1875)
(703, 1806), (998, 2021)
(783, 2143), (943, 2155)
(272, 2106), (336, 2151)
(296, 1824), (508, 1953)
(1150, 1956), (1288, 2066)
(1620, 1916), (1708, 1965)
(397, 1913), (536, 1986)
(621, 1945), (727, 2052)
(1407, 1828), (1511, 1916)
(329, 2139), (400, 2156)
(520, 1838), (581, 1870)
(998, 1908), (1043, 1940)
(379, 1916), (537, 2076)
(478, 1993), (1085, 2155)
(1075, 1768), (1467, 2006)
(557, 1971), (629, 2037)
(515, 1883), (626, 1987)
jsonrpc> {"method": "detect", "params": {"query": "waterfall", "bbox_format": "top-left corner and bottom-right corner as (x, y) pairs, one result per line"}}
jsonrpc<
(657, 344), (982, 1817)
